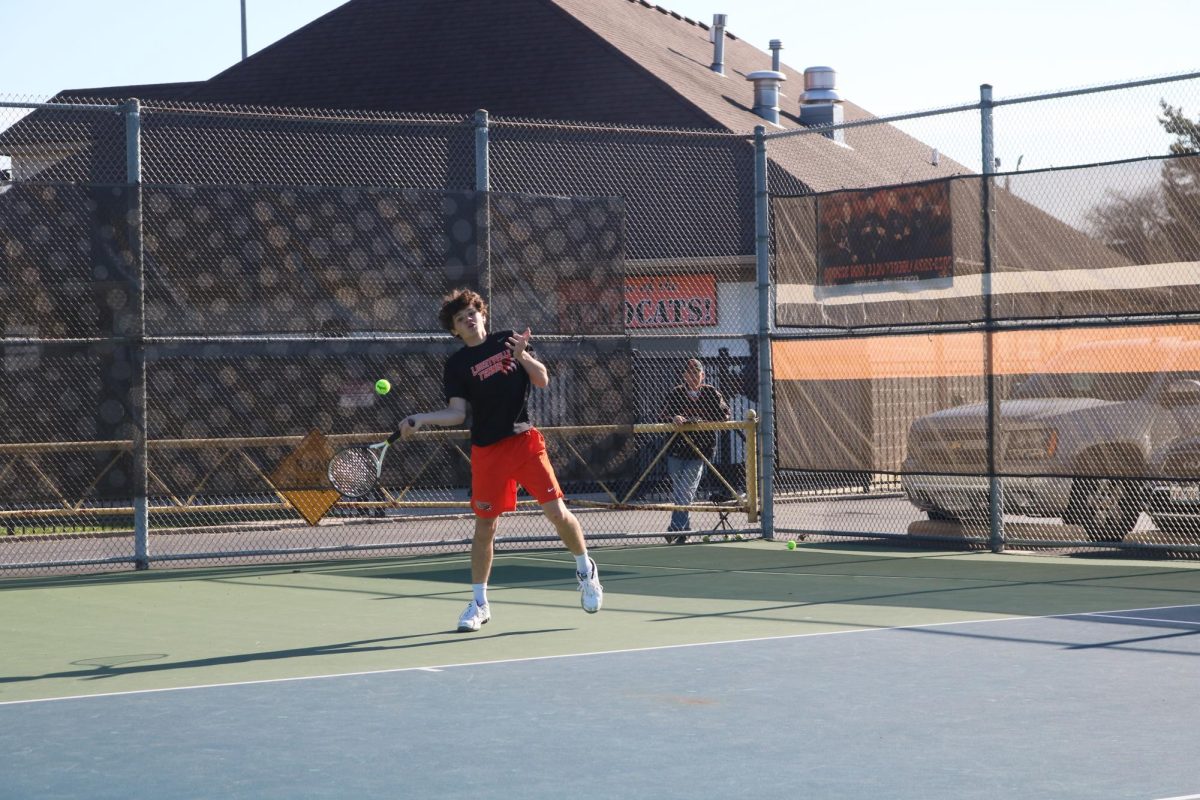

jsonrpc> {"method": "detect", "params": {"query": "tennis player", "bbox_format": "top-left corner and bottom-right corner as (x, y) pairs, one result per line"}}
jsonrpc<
(399, 288), (603, 632)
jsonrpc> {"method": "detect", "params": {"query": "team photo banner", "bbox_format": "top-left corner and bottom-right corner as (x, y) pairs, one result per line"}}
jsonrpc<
(816, 182), (953, 286)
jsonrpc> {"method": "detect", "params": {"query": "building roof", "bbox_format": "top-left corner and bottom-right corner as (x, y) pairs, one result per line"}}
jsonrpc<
(184, 0), (721, 128)
(56, 82), (203, 103)
(5, 0), (1130, 293)
(43, 0), (964, 189)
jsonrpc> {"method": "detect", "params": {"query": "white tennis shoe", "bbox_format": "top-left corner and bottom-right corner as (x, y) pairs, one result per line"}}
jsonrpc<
(457, 600), (491, 632)
(577, 557), (603, 613)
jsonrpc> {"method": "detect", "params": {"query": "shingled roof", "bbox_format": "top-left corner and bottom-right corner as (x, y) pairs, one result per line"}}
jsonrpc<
(10, 0), (1127, 285)
(43, 0), (961, 190)
(56, 82), (203, 103)
(181, 0), (724, 128)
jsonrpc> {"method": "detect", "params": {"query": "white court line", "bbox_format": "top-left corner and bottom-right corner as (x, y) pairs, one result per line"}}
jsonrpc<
(1078, 605), (1200, 626)
(1082, 613), (1200, 626)
(2, 601), (1198, 708)
(1152, 794), (1200, 800)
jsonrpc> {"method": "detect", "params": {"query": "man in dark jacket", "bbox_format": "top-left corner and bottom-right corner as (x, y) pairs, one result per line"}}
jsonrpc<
(661, 359), (730, 542)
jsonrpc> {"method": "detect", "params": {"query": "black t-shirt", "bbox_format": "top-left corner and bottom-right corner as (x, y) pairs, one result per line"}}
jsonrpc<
(443, 330), (533, 447)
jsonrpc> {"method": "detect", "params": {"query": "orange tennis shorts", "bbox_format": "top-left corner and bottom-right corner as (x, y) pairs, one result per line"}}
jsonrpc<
(470, 428), (563, 518)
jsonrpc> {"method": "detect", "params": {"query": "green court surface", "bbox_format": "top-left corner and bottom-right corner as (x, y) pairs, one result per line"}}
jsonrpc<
(3, 541), (1199, 704)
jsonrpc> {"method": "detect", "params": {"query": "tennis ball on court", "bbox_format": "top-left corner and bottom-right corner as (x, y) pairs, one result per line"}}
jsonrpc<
(375, 378), (391, 395)
(786, 540), (796, 550)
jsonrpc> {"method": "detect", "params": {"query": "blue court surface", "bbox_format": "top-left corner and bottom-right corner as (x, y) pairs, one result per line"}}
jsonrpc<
(2, 542), (1199, 799)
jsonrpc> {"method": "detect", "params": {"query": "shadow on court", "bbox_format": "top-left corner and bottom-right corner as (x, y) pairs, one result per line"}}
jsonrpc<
(4, 542), (1200, 800)
(2, 541), (1199, 703)
(0, 628), (574, 687)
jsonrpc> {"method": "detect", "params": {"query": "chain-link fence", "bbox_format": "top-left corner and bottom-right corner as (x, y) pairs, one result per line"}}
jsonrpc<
(3, 69), (1200, 575)
(768, 72), (1200, 554)
(0, 98), (760, 575)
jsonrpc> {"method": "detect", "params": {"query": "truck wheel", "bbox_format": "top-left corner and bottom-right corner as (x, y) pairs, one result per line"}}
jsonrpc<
(1067, 477), (1144, 542)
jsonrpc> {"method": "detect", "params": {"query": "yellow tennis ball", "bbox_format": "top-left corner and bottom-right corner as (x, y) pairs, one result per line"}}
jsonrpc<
(786, 540), (796, 550)
(375, 379), (391, 395)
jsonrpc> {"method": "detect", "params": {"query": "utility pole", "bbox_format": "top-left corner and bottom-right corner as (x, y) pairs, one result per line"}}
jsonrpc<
(241, 0), (248, 60)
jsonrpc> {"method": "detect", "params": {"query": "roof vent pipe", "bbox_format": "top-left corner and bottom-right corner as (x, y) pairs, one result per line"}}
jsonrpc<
(769, 40), (782, 72)
(710, 14), (727, 74)
(799, 66), (845, 143)
(800, 66), (840, 104)
(747, 70), (786, 125)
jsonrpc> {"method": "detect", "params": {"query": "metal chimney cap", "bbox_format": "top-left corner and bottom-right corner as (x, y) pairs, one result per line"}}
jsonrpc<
(746, 70), (786, 82)
(803, 66), (837, 89)
(802, 66), (841, 103)
(769, 40), (784, 72)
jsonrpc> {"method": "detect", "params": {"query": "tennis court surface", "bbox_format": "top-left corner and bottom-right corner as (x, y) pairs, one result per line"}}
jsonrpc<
(3, 541), (1199, 799)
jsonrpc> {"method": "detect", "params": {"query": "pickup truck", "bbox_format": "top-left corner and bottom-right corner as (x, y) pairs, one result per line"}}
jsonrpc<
(901, 338), (1200, 541)
(1147, 435), (1200, 537)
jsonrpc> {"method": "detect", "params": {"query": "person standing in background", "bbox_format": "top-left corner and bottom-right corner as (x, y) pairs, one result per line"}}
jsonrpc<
(661, 358), (730, 544)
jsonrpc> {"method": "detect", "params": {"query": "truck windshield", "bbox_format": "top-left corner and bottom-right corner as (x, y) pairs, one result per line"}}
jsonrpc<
(1010, 371), (1157, 402)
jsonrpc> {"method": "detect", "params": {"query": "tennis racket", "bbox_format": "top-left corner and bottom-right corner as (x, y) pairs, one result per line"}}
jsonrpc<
(327, 422), (410, 498)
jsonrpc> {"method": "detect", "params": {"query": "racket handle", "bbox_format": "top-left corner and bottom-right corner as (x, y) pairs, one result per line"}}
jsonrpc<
(388, 420), (413, 444)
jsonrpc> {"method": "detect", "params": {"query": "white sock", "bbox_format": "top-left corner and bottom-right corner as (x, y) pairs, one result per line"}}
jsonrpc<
(472, 583), (488, 607)
(574, 553), (592, 577)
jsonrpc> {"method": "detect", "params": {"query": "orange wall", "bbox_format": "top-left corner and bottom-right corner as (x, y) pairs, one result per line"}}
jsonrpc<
(773, 324), (1200, 381)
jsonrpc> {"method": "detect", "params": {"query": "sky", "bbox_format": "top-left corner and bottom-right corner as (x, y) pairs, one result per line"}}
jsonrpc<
(1, 0), (1198, 187)
(1, 0), (1194, 108)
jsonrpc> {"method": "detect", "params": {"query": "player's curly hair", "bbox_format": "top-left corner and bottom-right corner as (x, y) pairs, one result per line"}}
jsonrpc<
(438, 288), (487, 335)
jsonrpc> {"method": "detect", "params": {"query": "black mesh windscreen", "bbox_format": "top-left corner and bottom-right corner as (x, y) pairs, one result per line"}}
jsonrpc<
(490, 125), (752, 261)
(0, 341), (137, 502)
(140, 336), (635, 497)
(145, 338), (460, 495)
(529, 337), (637, 490)
(0, 183), (139, 340)
(142, 184), (484, 335)
(0, 182), (633, 507)
(141, 109), (474, 191)
(489, 193), (626, 335)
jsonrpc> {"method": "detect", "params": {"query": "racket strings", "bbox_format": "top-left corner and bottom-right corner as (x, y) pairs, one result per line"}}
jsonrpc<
(328, 448), (378, 497)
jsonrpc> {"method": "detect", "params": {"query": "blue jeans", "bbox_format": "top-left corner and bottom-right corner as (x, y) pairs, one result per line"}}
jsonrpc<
(667, 456), (705, 531)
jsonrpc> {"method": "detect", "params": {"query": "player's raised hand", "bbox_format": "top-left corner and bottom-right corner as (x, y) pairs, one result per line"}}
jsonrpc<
(506, 327), (532, 361)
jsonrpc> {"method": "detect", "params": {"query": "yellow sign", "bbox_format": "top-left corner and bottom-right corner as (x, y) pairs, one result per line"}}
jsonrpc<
(269, 429), (340, 526)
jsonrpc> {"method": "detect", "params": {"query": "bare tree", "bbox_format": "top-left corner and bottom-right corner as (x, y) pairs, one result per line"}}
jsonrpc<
(1084, 187), (1170, 263)
(1157, 101), (1200, 258)
(1086, 101), (1200, 262)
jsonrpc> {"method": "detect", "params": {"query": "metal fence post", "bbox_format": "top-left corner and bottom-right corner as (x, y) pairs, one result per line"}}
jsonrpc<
(124, 99), (149, 569)
(475, 109), (491, 306)
(754, 126), (776, 540)
(980, 84), (1004, 554)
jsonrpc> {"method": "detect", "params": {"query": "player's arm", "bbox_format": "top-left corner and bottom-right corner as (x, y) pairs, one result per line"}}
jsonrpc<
(507, 328), (549, 388)
(399, 397), (467, 439)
